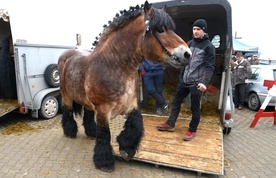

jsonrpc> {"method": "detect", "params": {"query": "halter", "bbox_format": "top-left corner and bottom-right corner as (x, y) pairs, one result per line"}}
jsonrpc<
(142, 12), (172, 57)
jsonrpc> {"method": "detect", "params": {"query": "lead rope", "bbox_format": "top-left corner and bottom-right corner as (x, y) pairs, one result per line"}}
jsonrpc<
(152, 32), (172, 57)
(141, 11), (172, 58)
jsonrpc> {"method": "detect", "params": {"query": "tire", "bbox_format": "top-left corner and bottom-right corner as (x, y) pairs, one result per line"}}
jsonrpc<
(223, 126), (232, 135)
(247, 92), (261, 111)
(44, 64), (60, 87)
(39, 96), (59, 119)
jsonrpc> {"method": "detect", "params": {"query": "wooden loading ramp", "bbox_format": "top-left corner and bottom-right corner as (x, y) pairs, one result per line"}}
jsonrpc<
(0, 99), (18, 117)
(110, 114), (224, 176)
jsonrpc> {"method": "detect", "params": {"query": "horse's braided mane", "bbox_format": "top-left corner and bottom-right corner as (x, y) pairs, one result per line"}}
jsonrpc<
(91, 4), (176, 50)
(91, 4), (143, 50)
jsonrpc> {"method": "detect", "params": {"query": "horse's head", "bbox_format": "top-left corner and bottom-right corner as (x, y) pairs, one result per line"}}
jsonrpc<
(141, 1), (191, 68)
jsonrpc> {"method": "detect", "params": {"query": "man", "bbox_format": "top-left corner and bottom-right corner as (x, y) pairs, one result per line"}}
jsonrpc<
(233, 52), (252, 110)
(251, 55), (259, 65)
(156, 19), (216, 141)
(140, 58), (169, 115)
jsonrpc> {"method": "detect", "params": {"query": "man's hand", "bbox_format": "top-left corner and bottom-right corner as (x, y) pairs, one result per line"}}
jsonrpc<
(141, 70), (146, 75)
(197, 83), (206, 92)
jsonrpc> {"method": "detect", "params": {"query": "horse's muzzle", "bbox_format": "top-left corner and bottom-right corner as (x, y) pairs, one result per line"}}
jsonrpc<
(184, 51), (191, 61)
(168, 53), (190, 68)
(167, 55), (185, 69)
(167, 46), (191, 68)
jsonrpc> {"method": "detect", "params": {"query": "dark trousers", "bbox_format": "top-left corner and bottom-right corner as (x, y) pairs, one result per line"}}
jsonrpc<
(142, 70), (166, 109)
(166, 82), (202, 132)
(234, 83), (246, 106)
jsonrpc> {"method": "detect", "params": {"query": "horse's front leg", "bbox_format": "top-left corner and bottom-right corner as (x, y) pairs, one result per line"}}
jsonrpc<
(116, 109), (144, 161)
(62, 106), (78, 138)
(93, 113), (115, 172)
(83, 108), (96, 137)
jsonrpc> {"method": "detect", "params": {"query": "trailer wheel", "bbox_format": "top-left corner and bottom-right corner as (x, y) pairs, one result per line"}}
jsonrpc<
(223, 126), (232, 135)
(45, 64), (60, 87)
(39, 96), (59, 119)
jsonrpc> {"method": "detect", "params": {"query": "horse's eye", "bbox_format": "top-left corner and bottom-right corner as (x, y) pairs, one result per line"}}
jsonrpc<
(157, 28), (164, 33)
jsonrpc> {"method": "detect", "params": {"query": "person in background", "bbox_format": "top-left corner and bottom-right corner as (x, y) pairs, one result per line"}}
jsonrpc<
(232, 55), (237, 62)
(156, 19), (216, 141)
(233, 52), (252, 110)
(139, 58), (169, 116)
(251, 55), (259, 65)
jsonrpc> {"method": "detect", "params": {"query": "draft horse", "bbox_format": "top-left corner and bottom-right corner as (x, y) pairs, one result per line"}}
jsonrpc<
(58, 1), (191, 172)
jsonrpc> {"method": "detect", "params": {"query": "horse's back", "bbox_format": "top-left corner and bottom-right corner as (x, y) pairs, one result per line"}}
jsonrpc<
(58, 49), (93, 108)
(58, 49), (90, 67)
(58, 49), (91, 75)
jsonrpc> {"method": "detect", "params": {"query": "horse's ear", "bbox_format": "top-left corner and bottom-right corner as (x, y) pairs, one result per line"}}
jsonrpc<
(144, 1), (152, 13)
(161, 5), (167, 11)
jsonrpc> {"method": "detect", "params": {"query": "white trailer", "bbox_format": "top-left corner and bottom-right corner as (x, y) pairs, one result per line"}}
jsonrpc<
(0, 0), (142, 119)
(0, 8), (77, 119)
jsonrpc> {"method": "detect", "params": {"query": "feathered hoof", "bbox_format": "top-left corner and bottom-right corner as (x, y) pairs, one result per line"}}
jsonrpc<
(86, 132), (96, 138)
(97, 165), (114, 172)
(64, 132), (77, 138)
(119, 150), (131, 161)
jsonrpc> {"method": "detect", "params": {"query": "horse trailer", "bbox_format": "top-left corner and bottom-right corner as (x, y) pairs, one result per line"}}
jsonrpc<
(139, 0), (234, 134)
(0, 8), (76, 119)
(169, 0), (234, 134)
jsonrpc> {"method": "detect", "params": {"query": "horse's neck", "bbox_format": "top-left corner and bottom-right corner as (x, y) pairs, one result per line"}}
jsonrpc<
(95, 16), (145, 71)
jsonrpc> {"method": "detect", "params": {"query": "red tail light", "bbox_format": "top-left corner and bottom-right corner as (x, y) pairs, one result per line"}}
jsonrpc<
(225, 113), (232, 120)
(18, 102), (25, 113)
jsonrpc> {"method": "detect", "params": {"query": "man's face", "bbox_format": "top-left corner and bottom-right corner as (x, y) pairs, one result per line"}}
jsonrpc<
(236, 55), (243, 61)
(193, 26), (205, 38)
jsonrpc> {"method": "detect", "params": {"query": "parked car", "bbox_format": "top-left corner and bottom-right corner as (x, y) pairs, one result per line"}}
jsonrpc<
(245, 65), (276, 111)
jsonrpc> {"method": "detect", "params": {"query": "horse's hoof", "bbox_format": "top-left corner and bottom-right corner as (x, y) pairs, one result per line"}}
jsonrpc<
(87, 136), (96, 140)
(97, 166), (114, 172)
(119, 150), (131, 161)
(86, 134), (96, 139)
(64, 133), (77, 138)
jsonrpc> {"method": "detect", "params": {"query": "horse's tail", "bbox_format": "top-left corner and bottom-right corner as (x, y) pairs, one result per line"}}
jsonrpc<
(73, 101), (83, 116)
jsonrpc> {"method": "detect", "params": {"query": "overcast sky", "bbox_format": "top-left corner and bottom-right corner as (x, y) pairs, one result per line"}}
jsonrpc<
(229, 0), (274, 59)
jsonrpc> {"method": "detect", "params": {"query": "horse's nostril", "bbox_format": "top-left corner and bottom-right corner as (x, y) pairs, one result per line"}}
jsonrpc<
(184, 52), (191, 59)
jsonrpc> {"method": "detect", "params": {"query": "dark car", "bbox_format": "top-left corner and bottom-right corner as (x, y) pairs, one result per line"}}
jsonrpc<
(245, 65), (276, 111)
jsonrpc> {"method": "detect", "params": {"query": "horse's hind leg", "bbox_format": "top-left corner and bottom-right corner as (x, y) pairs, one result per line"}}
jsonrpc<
(116, 109), (144, 161)
(62, 106), (78, 138)
(93, 125), (115, 172)
(83, 108), (96, 137)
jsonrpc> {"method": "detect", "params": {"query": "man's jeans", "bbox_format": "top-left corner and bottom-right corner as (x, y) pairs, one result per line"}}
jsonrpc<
(142, 70), (166, 109)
